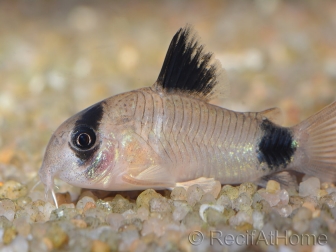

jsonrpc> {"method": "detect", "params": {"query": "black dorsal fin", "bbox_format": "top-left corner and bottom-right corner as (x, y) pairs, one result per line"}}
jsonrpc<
(153, 25), (227, 101)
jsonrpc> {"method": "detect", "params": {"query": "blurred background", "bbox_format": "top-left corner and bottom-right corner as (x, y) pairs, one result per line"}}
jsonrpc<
(0, 0), (336, 183)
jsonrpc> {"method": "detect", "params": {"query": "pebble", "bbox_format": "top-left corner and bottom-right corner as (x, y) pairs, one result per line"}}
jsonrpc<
(149, 197), (171, 213)
(0, 198), (16, 221)
(186, 184), (205, 206)
(252, 211), (264, 230)
(232, 192), (252, 211)
(3, 235), (29, 252)
(239, 182), (257, 196)
(76, 196), (96, 210)
(136, 207), (149, 221)
(0, 180), (27, 200)
(292, 207), (312, 233)
(110, 194), (134, 214)
(46, 224), (69, 249)
(216, 194), (232, 208)
(170, 187), (187, 201)
(56, 192), (72, 206)
(136, 189), (162, 209)
(172, 201), (190, 221)
(106, 213), (125, 231)
(302, 201), (315, 212)
(13, 217), (31, 237)
(266, 180), (280, 193)
(299, 177), (320, 197)
(199, 204), (224, 222)
(200, 192), (216, 204)
(83, 202), (96, 212)
(277, 205), (292, 217)
(71, 219), (87, 228)
(220, 185), (240, 200)
(258, 189), (280, 207)
(278, 189), (289, 205)
(3, 226), (17, 244)
(91, 239), (110, 252)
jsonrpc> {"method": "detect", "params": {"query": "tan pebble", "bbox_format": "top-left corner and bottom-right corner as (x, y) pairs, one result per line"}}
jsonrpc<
(170, 187), (187, 201)
(71, 219), (87, 228)
(48, 225), (69, 249)
(79, 190), (98, 201)
(302, 202), (315, 212)
(83, 202), (96, 212)
(43, 237), (53, 250)
(3, 227), (17, 244)
(312, 210), (321, 218)
(179, 236), (193, 252)
(35, 211), (46, 222)
(141, 233), (156, 244)
(103, 197), (114, 202)
(61, 203), (75, 208)
(129, 239), (146, 252)
(221, 185), (239, 200)
(239, 183), (257, 196)
(0, 180), (28, 200)
(136, 189), (162, 209)
(56, 192), (72, 205)
(318, 189), (328, 198)
(235, 222), (253, 232)
(119, 224), (138, 232)
(0, 147), (15, 164)
(321, 182), (334, 190)
(266, 180), (280, 193)
(91, 240), (110, 252)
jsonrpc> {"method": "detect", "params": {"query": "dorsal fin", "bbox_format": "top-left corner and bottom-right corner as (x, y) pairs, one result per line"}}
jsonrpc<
(153, 25), (228, 102)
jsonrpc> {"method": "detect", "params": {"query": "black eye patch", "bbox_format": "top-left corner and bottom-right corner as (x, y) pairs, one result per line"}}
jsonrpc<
(69, 126), (99, 162)
(72, 126), (96, 150)
(75, 103), (104, 131)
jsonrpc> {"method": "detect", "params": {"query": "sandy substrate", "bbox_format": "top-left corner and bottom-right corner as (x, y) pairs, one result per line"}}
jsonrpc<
(1, 1), (336, 251)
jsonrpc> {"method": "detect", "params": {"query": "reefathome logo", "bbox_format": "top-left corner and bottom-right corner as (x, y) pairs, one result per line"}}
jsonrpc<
(188, 230), (328, 246)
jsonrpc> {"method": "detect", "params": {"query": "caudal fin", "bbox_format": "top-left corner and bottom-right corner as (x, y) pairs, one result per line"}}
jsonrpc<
(294, 101), (336, 182)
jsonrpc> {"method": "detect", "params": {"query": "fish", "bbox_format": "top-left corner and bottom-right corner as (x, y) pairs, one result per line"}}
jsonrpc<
(39, 25), (336, 207)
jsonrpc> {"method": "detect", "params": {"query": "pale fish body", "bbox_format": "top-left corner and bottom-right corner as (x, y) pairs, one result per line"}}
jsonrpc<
(39, 26), (336, 205)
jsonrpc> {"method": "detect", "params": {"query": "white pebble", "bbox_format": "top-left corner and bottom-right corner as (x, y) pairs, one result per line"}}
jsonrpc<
(278, 189), (289, 205)
(2, 235), (29, 252)
(258, 190), (280, 207)
(232, 192), (252, 211)
(199, 204), (224, 222)
(216, 194), (232, 208)
(312, 244), (332, 252)
(299, 177), (320, 197)
(277, 205), (292, 217)
(0, 199), (15, 221)
(106, 213), (125, 232)
(76, 196), (95, 209)
(186, 184), (204, 206)
(173, 201), (190, 222)
(252, 211), (264, 230)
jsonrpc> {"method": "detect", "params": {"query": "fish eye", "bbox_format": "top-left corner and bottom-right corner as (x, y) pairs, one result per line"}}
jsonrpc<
(71, 126), (96, 150)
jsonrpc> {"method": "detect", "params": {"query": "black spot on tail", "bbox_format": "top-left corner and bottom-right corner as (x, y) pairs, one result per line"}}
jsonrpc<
(75, 103), (104, 131)
(156, 25), (219, 98)
(257, 119), (296, 170)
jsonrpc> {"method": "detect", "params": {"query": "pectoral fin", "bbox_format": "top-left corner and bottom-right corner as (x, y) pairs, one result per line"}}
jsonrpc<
(174, 177), (221, 195)
(122, 165), (175, 188)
